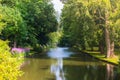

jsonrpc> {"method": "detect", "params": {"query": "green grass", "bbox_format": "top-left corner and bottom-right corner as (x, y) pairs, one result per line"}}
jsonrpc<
(84, 50), (119, 65)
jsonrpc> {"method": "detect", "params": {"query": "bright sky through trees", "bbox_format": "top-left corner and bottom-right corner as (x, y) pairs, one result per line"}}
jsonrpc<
(52, 0), (64, 14)
(52, 0), (64, 21)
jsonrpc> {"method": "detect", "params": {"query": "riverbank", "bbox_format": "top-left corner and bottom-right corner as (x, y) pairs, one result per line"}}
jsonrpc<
(82, 50), (119, 65)
(20, 47), (120, 80)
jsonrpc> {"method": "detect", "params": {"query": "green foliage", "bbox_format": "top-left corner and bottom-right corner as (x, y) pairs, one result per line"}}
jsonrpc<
(0, 0), (60, 80)
(47, 31), (62, 47)
(0, 5), (28, 46)
(0, 13), (23, 79)
(0, 10), (6, 34)
(0, 40), (23, 80)
(22, 0), (58, 46)
(60, 0), (96, 49)
(0, 0), (58, 50)
(60, 0), (120, 53)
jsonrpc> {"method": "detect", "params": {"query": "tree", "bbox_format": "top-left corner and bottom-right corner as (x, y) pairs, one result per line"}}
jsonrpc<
(0, 6), (28, 47)
(19, 0), (58, 49)
(61, 0), (120, 58)
(60, 0), (95, 49)
(98, 0), (120, 58)
(0, 0), (58, 50)
(0, 8), (22, 80)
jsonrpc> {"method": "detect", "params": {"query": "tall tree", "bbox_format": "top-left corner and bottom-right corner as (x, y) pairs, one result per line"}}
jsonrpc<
(0, 6), (22, 80)
(60, 0), (95, 49)
(0, 0), (58, 50)
(61, 0), (120, 58)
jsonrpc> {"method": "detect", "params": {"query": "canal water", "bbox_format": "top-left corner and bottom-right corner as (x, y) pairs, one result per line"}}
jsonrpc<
(19, 47), (120, 80)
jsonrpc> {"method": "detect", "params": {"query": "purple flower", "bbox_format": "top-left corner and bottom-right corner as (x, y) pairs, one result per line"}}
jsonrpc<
(11, 48), (30, 53)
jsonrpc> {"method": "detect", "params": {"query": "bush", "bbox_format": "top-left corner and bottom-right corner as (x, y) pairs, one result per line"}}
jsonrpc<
(0, 40), (23, 80)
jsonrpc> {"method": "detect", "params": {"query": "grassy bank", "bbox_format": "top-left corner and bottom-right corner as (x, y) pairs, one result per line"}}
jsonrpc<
(83, 50), (119, 65)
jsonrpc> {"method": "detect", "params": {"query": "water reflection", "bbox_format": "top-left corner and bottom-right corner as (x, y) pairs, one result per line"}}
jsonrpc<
(51, 58), (65, 80)
(47, 47), (73, 58)
(48, 47), (72, 80)
(20, 47), (120, 80)
(106, 64), (114, 80)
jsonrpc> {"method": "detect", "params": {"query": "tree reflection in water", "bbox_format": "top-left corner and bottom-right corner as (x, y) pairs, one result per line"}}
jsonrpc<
(106, 64), (114, 80)
(47, 48), (72, 80)
(51, 58), (65, 80)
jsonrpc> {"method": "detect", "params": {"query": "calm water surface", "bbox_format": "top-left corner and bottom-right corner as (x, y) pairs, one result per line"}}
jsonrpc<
(19, 47), (120, 80)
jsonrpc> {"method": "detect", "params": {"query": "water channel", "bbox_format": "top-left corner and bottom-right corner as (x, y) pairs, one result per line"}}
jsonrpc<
(19, 47), (120, 80)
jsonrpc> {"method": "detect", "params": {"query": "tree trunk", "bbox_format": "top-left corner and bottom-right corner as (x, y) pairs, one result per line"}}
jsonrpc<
(14, 36), (17, 48)
(99, 41), (104, 54)
(110, 41), (115, 57)
(13, 41), (17, 48)
(105, 27), (111, 58)
(105, 10), (111, 58)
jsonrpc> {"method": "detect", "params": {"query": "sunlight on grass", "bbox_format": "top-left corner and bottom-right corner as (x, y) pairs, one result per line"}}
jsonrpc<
(84, 50), (119, 65)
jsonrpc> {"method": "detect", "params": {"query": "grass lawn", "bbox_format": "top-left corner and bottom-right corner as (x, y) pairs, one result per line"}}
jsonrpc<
(83, 50), (119, 65)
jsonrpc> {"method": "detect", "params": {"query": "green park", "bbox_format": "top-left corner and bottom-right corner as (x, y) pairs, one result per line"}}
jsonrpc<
(0, 0), (120, 80)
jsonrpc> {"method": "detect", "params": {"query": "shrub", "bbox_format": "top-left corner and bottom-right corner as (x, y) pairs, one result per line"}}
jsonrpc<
(0, 40), (23, 80)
